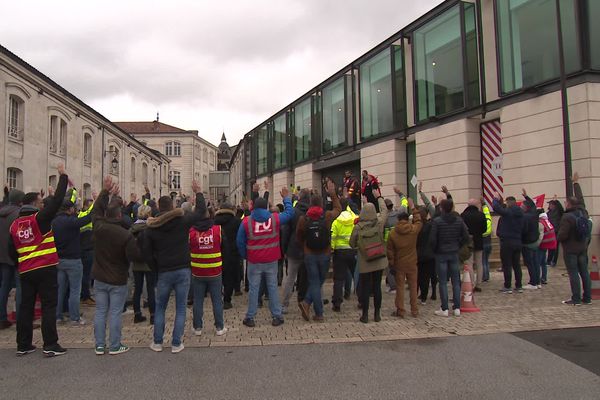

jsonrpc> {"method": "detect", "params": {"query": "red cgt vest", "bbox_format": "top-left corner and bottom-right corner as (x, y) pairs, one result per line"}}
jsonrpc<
(243, 214), (281, 264)
(189, 225), (223, 278)
(9, 213), (59, 274)
(539, 219), (557, 250)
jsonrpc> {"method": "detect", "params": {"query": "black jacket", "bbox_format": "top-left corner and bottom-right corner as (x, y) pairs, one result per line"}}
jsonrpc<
(430, 212), (469, 255)
(285, 200), (309, 260)
(492, 200), (524, 245)
(214, 209), (241, 265)
(460, 205), (487, 251)
(521, 196), (539, 245)
(142, 194), (204, 273)
(417, 219), (435, 262)
(52, 212), (93, 259)
(0, 205), (20, 266)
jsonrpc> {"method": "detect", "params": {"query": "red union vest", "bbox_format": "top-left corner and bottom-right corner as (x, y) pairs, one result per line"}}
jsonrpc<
(539, 219), (557, 250)
(243, 213), (281, 264)
(189, 225), (222, 278)
(9, 213), (59, 274)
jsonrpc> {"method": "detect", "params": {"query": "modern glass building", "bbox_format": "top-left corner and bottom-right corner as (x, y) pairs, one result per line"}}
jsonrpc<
(228, 0), (599, 256)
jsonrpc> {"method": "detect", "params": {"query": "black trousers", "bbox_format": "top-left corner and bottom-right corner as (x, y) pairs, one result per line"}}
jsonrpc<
(359, 270), (383, 316)
(223, 258), (241, 303)
(500, 241), (523, 289)
(332, 249), (356, 306)
(133, 271), (156, 315)
(417, 259), (437, 301)
(17, 267), (59, 350)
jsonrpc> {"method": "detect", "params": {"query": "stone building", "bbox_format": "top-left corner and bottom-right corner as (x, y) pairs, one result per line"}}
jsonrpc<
(0, 44), (170, 200)
(115, 120), (217, 199)
(229, 0), (600, 258)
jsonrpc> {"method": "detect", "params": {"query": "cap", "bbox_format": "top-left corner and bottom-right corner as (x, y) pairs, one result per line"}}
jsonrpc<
(253, 197), (268, 209)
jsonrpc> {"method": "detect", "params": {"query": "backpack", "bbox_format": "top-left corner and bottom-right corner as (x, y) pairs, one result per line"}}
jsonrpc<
(572, 211), (591, 242)
(357, 222), (386, 261)
(304, 215), (330, 250)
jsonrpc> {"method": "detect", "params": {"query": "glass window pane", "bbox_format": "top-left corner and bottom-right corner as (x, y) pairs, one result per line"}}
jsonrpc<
(256, 125), (268, 175)
(588, 0), (600, 69)
(360, 49), (393, 139)
(273, 114), (287, 169)
(464, 3), (481, 108)
(294, 98), (311, 162)
(414, 5), (465, 122)
(322, 77), (346, 152)
(393, 45), (407, 129)
(496, 0), (580, 94)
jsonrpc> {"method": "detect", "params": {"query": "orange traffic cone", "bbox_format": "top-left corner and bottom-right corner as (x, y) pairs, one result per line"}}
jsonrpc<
(460, 264), (480, 313)
(590, 255), (600, 301)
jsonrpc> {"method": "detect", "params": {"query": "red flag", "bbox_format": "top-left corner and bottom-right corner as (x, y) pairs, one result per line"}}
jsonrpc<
(516, 194), (546, 209)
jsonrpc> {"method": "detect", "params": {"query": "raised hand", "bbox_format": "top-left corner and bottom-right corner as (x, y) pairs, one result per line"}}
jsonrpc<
(192, 180), (200, 194)
(264, 180), (269, 191)
(57, 162), (66, 176)
(572, 172), (579, 183)
(521, 188), (527, 197)
(418, 181), (423, 193)
(393, 186), (402, 195)
(441, 185), (448, 194)
(407, 197), (415, 210)
(103, 176), (113, 192)
(431, 195), (438, 205)
(280, 186), (290, 199)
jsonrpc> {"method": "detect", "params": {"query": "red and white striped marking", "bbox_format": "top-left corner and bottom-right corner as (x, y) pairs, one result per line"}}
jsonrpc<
(481, 120), (503, 206)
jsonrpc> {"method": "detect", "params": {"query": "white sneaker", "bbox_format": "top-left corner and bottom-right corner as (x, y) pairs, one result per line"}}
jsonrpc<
(536, 285), (542, 289)
(453, 309), (461, 317)
(149, 342), (163, 352)
(193, 329), (202, 336)
(523, 284), (538, 290)
(216, 327), (228, 336)
(171, 343), (185, 353)
(434, 309), (449, 317)
(71, 318), (86, 326)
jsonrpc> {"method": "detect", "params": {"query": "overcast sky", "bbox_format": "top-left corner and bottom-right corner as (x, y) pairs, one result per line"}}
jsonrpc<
(1, 0), (442, 146)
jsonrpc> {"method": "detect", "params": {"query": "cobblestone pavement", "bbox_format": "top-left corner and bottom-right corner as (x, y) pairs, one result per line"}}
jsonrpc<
(1, 267), (599, 350)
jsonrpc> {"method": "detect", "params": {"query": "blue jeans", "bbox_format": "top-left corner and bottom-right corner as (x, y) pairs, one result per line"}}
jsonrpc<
(304, 254), (330, 317)
(154, 268), (190, 346)
(564, 252), (592, 303)
(522, 246), (540, 286)
(482, 238), (492, 281)
(192, 276), (224, 330)
(246, 261), (282, 320)
(0, 263), (16, 321)
(56, 258), (83, 321)
(537, 248), (548, 283)
(93, 280), (127, 350)
(80, 249), (94, 300)
(435, 254), (460, 311)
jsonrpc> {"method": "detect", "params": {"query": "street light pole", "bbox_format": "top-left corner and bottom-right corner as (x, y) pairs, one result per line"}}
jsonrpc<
(556, 0), (573, 197)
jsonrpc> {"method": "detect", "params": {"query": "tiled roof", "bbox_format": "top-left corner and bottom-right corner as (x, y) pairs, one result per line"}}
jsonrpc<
(114, 121), (190, 134)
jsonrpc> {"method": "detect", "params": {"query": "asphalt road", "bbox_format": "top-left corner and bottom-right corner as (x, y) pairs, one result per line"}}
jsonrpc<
(1, 329), (599, 400)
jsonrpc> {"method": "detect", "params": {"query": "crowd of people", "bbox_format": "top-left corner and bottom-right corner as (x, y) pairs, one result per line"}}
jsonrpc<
(0, 165), (594, 357)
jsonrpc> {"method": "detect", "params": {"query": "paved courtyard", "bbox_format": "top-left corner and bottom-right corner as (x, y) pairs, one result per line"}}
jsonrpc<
(1, 266), (599, 350)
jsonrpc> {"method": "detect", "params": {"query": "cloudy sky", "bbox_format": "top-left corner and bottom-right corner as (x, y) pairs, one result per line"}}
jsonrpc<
(1, 0), (442, 146)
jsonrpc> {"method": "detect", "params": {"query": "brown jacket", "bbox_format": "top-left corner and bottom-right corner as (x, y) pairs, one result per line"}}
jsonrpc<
(296, 192), (342, 255)
(350, 197), (389, 273)
(386, 209), (422, 271)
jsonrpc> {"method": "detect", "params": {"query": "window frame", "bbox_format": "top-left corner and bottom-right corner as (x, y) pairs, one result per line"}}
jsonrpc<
(321, 76), (349, 154)
(293, 96), (313, 164)
(7, 95), (24, 141)
(493, 0), (583, 96)
(411, 2), (481, 123)
(272, 113), (288, 171)
(59, 119), (67, 156)
(83, 132), (92, 166)
(130, 157), (136, 182)
(6, 167), (22, 190)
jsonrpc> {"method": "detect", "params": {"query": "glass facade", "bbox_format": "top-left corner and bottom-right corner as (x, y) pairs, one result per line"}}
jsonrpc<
(590, 0), (600, 69)
(294, 98), (311, 162)
(392, 45), (407, 129)
(256, 125), (268, 175)
(414, 4), (479, 122)
(322, 77), (346, 152)
(496, 0), (580, 94)
(360, 49), (394, 139)
(273, 114), (287, 170)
